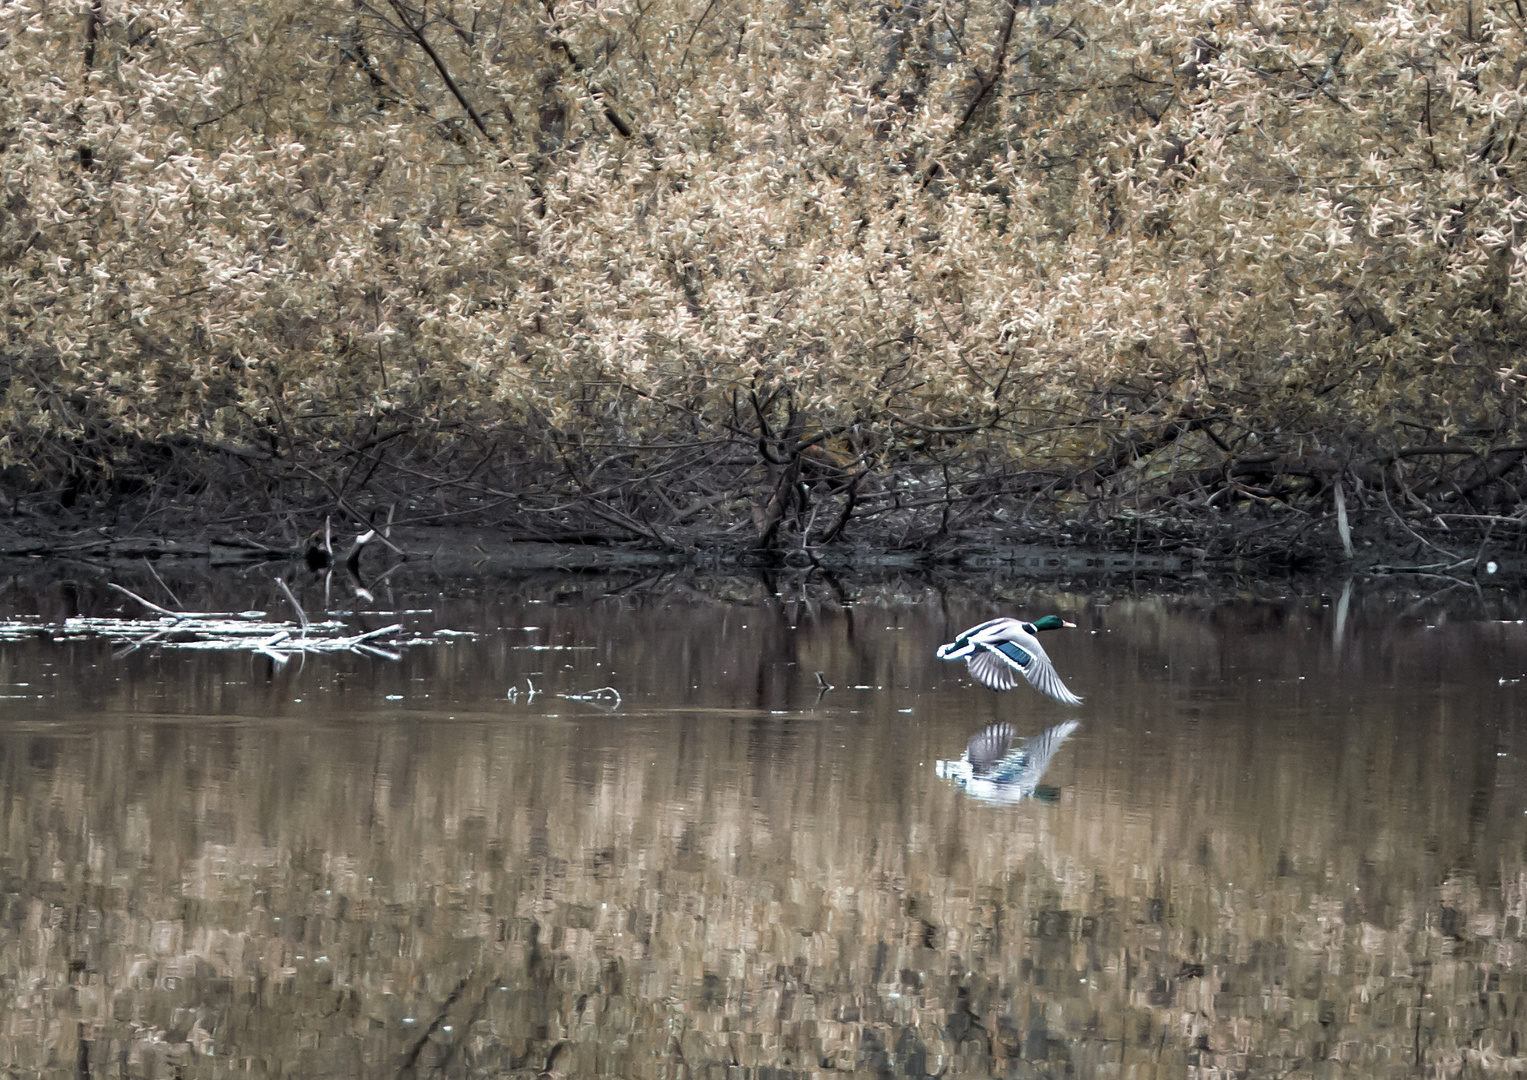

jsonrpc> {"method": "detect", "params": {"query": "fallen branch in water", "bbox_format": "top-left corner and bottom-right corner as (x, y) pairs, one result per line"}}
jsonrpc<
(557, 686), (622, 708)
(53, 583), (455, 660)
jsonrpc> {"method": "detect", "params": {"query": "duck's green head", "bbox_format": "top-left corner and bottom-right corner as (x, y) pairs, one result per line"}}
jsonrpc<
(1030, 615), (1075, 632)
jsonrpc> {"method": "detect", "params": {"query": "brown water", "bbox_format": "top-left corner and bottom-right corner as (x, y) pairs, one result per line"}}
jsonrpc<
(1, 565), (1525, 1078)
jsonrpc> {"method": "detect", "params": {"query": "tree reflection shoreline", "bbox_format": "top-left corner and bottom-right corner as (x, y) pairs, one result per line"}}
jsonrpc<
(0, 569), (1522, 1077)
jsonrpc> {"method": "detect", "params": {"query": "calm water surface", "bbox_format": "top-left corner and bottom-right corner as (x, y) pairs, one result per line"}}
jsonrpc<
(1, 565), (1525, 1078)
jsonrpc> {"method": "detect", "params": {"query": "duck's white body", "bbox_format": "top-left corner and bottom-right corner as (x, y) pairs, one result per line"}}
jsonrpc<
(935, 617), (1082, 705)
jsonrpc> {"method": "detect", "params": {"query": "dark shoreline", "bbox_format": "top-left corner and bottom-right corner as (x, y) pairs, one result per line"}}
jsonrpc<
(0, 507), (1516, 588)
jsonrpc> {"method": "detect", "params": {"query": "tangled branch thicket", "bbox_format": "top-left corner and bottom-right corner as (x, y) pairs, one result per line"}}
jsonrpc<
(4, 0), (1527, 555)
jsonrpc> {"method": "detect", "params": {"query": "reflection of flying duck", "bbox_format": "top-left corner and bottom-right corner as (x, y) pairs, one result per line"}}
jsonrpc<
(935, 720), (1081, 804)
(935, 616), (1083, 705)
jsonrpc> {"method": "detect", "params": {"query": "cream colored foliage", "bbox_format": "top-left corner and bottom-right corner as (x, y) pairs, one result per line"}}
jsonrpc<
(1, 0), (1523, 479)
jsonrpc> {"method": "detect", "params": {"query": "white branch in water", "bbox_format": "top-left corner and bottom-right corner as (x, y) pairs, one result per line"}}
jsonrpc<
(557, 686), (622, 708)
(9, 593), (463, 661)
(107, 583), (184, 618)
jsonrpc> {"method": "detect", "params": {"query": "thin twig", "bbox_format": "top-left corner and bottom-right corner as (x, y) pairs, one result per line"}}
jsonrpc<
(384, 0), (497, 140)
(108, 582), (179, 618)
(346, 623), (404, 644)
(1379, 487), (1460, 560)
(678, 0), (721, 69)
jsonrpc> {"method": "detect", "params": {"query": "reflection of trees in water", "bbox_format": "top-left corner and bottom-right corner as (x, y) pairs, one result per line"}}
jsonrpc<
(5, 731), (1523, 1075)
(0, 575), (1523, 1075)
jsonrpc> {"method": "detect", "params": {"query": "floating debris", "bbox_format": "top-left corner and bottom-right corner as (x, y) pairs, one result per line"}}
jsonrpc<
(505, 678), (541, 704)
(0, 582), (459, 662)
(557, 686), (622, 708)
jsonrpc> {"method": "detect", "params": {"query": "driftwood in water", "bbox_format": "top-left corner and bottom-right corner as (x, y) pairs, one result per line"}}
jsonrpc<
(0, 582), (473, 663)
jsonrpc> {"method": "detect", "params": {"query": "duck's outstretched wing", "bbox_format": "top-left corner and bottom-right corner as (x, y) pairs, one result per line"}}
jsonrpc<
(966, 647), (1022, 691)
(967, 636), (1082, 705)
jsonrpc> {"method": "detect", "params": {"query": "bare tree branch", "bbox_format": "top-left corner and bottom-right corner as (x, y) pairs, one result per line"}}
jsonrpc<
(384, 0), (498, 142)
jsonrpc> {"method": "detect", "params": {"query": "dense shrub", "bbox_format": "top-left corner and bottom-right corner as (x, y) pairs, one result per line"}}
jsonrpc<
(3, 0), (1526, 547)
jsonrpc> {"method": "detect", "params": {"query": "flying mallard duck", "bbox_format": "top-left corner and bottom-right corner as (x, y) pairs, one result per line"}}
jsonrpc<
(935, 719), (1081, 804)
(935, 615), (1082, 705)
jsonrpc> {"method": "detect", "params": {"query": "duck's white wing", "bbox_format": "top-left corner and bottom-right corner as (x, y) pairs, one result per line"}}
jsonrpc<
(966, 648), (1021, 691)
(1018, 649), (1084, 706)
(968, 634), (1082, 705)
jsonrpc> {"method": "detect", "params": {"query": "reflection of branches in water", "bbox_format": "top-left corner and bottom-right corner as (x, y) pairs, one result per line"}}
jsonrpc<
(1332, 578), (1353, 654)
(2, 571), (1527, 1075)
(2, 611), (1525, 1078)
(399, 976), (467, 1078)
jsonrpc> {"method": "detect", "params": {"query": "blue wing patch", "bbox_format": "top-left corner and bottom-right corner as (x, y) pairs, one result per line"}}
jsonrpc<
(994, 641), (1033, 667)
